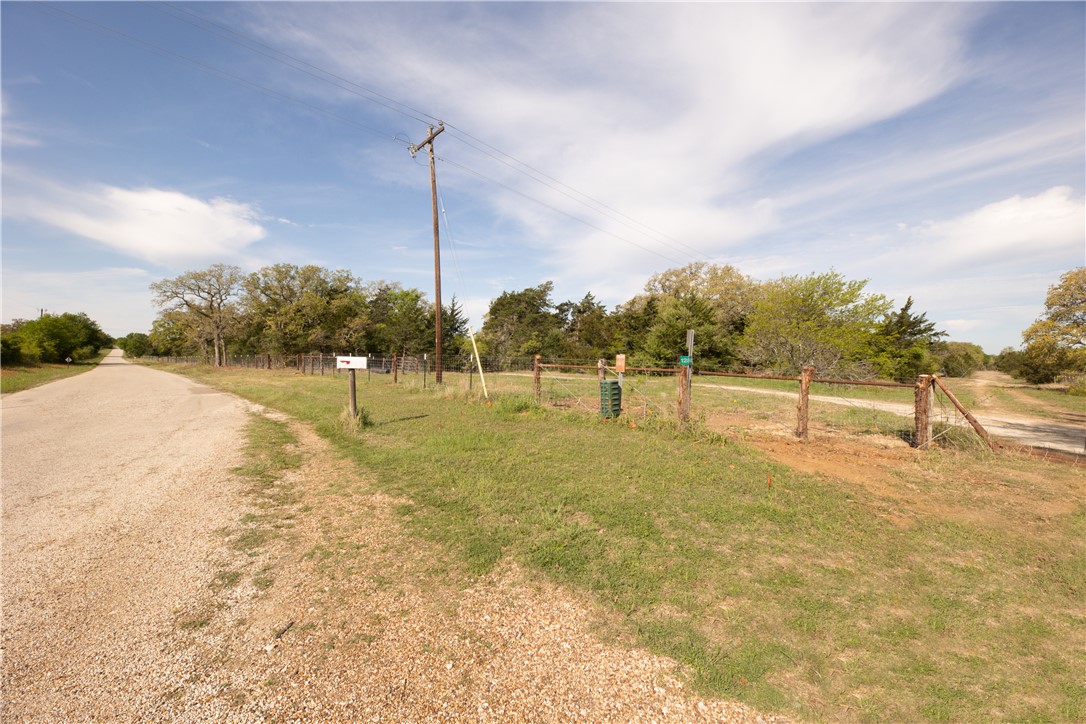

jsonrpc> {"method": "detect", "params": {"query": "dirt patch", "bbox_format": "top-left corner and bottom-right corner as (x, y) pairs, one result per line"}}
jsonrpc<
(704, 408), (1084, 537)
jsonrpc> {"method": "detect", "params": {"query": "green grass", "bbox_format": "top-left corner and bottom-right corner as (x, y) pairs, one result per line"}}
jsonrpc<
(0, 350), (110, 394)
(150, 362), (1085, 722)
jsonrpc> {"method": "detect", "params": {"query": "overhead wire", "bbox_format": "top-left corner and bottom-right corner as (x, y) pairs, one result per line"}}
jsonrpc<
(437, 155), (686, 266)
(32, 1), (711, 269)
(442, 124), (713, 262)
(133, 2), (713, 267)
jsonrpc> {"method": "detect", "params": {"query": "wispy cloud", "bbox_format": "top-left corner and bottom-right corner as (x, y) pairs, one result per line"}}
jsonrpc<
(4, 172), (267, 266)
(244, 3), (978, 263)
(886, 186), (1083, 272)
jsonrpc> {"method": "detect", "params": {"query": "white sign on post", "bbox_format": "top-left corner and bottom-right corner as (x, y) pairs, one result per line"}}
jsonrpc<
(336, 356), (368, 370)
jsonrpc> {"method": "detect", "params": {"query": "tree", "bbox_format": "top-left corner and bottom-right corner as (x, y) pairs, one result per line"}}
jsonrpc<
(557, 293), (613, 359)
(426, 295), (470, 360)
(642, 293), (733, 367)
(241, 264), (361, 355)
(1018, 268), (1086, 383)
(366, 283), (431, 354)
(3, 312), (111, 365)
(151, 264), (242, 366)
(644, 262), (757, 331)
(868, 297), (945, 380)
(935, 341), (986, 378)
(611, 295), (660, 360)
(739, 271), (892, 376)
(116, 332), (150, 358)
(479, 282), (564, 360)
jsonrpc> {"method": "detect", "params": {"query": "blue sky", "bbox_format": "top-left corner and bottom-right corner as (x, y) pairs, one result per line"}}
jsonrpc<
(2, 2), (1083, 353)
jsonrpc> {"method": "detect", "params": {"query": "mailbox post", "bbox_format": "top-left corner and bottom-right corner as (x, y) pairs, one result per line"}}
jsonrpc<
(336, 356), (368, 419)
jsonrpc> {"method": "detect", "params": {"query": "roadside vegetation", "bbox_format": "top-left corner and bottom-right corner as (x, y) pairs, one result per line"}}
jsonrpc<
(0, 351), (110, 394)
(151, 362), (1086, 722)
(1, 311), (113, 394)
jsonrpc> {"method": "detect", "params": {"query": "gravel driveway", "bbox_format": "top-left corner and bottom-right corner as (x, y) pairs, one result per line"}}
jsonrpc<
(2, 352), (786, 722)
(1, 350), (251, 719)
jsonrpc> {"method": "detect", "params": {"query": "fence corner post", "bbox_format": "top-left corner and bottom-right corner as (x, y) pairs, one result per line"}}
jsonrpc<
(796, 367), (814, 439)
(914, 374), (934, 449)
(533, 354), (542, 403)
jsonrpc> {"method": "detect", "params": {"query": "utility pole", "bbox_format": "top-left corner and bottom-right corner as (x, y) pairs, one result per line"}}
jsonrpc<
(410, 122), (445, 384)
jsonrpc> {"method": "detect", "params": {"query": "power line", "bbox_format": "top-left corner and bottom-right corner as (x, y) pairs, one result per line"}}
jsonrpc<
(437, 155), (686, 267)
(443, 124), (713, 262)
(33, 1), (709, 270)
(137, 2), (714, 265)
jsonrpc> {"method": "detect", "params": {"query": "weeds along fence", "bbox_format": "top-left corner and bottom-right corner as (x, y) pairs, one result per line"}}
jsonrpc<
(142, 352), (1006, 452)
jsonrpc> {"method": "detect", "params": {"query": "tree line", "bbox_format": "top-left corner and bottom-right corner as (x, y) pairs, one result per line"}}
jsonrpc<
(1, 313), (112, 366)
(120, 261), (1007, 381)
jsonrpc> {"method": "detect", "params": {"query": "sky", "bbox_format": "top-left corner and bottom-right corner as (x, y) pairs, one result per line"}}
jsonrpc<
(2, 1), (1083, 354)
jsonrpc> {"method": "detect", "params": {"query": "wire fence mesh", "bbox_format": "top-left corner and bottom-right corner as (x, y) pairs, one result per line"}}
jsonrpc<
(138, 352), (1083, 456)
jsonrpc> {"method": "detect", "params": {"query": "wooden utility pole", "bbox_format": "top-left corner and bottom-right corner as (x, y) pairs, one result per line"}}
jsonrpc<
(410, 122), (446, 383)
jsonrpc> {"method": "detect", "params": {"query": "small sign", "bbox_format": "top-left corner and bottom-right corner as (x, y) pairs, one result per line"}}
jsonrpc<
(336, 356), (367, 370)
(679, 355), (692, 366)
(65, 357), (73, 364)
(615, 354), (626, 373)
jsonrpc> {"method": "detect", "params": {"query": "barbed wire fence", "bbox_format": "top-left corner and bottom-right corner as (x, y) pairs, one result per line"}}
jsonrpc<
(140, 349), (1083, 456)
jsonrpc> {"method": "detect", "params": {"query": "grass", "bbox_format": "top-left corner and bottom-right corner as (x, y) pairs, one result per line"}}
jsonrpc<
(151, 362), (1085, 722)
(0, 350), (110, 394)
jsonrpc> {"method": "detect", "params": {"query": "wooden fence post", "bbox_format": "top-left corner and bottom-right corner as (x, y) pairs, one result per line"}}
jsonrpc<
(393, 353), (399, 384)
(677, 363), (691, 426)
(533, 355), (542, 403)
(796, 367), (814, 439)
(914, 375), (934, 448)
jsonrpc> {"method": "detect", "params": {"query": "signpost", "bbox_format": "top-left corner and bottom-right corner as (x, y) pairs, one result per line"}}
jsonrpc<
(336, 356), (367, 418)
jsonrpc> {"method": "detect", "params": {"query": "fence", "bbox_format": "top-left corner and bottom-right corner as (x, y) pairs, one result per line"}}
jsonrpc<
(141, 352), (1082, 455)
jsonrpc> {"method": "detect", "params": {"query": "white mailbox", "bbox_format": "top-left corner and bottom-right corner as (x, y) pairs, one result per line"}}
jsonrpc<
(336, 356), (368, 370)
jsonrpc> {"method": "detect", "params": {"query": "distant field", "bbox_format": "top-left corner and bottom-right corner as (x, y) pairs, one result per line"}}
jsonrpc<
(151, 362), (1085, 722)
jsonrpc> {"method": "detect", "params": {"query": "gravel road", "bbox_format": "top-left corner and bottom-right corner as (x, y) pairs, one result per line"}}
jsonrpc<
(1, 350), (251, 719)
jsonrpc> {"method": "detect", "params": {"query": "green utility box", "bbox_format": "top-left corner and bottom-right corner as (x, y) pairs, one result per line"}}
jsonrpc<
(600, 379), (622, 418)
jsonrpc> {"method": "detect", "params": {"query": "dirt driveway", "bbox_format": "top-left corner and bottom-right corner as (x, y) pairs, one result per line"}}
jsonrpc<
(1, 351), (782, 722)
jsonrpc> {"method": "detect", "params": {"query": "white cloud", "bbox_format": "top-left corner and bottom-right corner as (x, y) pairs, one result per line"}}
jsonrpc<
(244, 2), (976, 266)
(4, 174), (267, 266)
(905, 186), (1084, 270)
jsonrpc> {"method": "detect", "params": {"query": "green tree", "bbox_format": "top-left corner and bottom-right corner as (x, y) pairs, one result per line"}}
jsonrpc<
(644, 262), (757, 332)
(740, 271), (892, 376)
(150, 264), (242, 366)
(425, 295), (470, 360)
(1018, 267), (1086, 383)
(479, 282), (564, 360)
(557, 293), (613, 359)
(642, 294), (733, 367)
(611, 295), (660, 361)
(117, 332), (150, 358)
(935, 341), (986, 378)
(868, 297), (944, 380)
(4, 313), (110, 364)
(241, 264), (361, 355)
(366, 283), (431, 354)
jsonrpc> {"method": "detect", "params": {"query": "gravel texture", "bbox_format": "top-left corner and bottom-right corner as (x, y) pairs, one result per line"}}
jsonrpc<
(2, 351), (789, 722)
